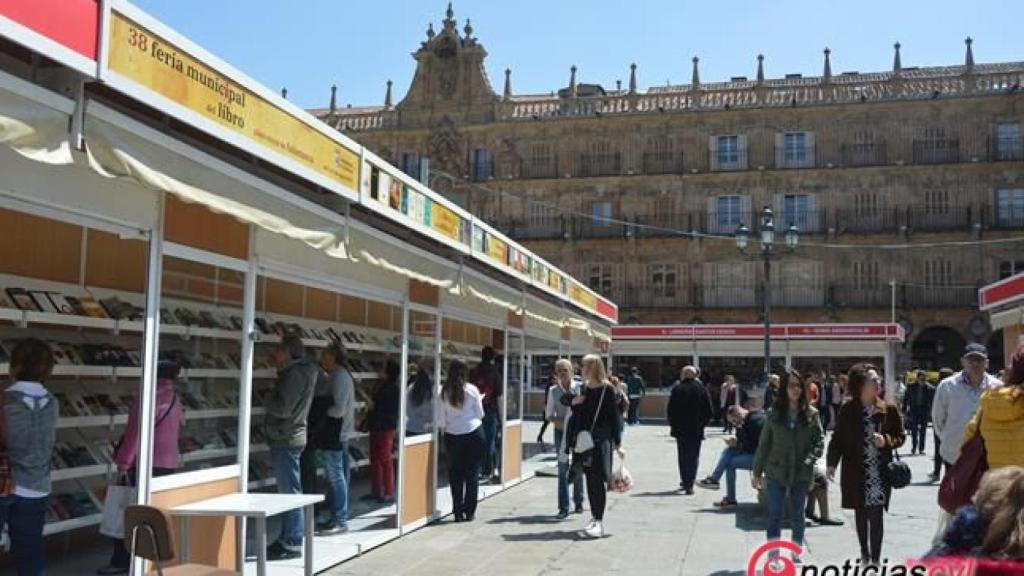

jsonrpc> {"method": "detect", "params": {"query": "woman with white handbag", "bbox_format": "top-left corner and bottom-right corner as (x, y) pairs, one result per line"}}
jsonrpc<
(568, 354), (623, 539)
(97, 358), (183, 575)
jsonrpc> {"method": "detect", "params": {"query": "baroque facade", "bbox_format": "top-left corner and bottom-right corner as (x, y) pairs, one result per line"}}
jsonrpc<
(313, 4), (1024, 370)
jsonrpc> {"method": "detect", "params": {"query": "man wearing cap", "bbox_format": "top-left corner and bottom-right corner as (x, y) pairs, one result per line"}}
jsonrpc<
(930, 342), (1001, 542)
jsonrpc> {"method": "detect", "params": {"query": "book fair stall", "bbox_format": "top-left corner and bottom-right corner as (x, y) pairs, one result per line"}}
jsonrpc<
(0, 1), (617, 573)
(599, 323), (904, 418)
(980, 272), (1024, 367)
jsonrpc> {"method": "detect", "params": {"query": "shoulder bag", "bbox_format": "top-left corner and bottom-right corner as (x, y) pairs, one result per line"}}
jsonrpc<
(885, 448), (912, 489)
(573, 385), (607, 454)
(939, 429), (988, 514)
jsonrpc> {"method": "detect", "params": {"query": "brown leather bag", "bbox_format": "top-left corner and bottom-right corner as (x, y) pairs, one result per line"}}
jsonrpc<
(938, 432), (988, 514)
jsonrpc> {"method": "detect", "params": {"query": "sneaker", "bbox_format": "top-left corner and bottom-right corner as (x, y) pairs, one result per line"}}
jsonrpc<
(453, 513), (465, 523)
(928, 472), (940, 482)
(464, 513), (475, 522)
(574, 504), (584, 514)
(267, 542), (301, 561)
(696, 477), (721, 490)
(582, 520), (604, 539)
(683, 488), (695, 496)
(713, 497), (738, 508)
(818, 517), (845, 526)
(315, 521), (349, 536)
(556, 509), (569, 520)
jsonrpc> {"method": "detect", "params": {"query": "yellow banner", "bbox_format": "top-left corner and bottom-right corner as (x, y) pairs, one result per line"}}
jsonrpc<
(107, 12), (359, 191)
(486, 235), (508, 266)
(430, 202), (465, 244)
(571, 283), (598, 311)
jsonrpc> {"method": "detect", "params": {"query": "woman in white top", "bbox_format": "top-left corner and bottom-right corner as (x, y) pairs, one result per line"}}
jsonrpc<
(439, 359), (485, 522)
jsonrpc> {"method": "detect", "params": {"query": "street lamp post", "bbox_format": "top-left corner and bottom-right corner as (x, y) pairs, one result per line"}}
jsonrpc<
(735, 206), (799, 390)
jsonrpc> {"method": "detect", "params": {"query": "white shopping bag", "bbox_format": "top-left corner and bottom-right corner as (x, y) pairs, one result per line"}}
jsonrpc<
(99, 483), (136, 539)
(610, 449), (633, 493)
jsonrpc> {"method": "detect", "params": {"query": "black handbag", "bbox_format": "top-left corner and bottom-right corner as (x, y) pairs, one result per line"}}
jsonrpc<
(885, 449), (912, 489)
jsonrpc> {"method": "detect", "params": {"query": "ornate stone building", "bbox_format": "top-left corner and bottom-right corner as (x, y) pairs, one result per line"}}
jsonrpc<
(313, 4), (1024, 370)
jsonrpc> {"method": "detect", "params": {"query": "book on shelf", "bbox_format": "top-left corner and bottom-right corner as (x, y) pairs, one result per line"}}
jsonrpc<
(76, 296), (109, 319)
(99, 296), (143, 321)
(88, 439), (117, 465)
(53, 441), (99, 468)
(50, 491), (101, 521)
(54, 294), (86, 315)
(6, 287), (40, 311)
(0, 289), (15, 309)
(30, 290), (62, 314)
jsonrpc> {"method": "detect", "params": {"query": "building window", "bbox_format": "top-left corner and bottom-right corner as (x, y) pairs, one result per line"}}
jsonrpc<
(715, 196), (743, 230)
(914, 127), (959, 164)
(996, 123), (1022, 161)
(528, 201), (557, 226)
(591, 201), (613, 227)
(782, 132), (808, 165)
(401, 153), (420, 179)
(579, 141), (621, 177)
(702, 261), (756, 307)
(999, 260), (1024, 279)
(770, 260), (825, 306)
(925, 259), (953, 287)
(852, 260), (880, 290)
(854, 192), (880, 216)
(995, 188), (1024, 228)
(587, 264), (613, 295)
(717, 135), (740, 167)
(649, 264), (677, 298)
(471, 148), (492, 181)
(925, 190), (951, 215)
(782, 194), (811, 229)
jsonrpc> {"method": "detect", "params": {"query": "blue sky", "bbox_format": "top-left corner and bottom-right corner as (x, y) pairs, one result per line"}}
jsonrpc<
(132, 0), (1022, 110)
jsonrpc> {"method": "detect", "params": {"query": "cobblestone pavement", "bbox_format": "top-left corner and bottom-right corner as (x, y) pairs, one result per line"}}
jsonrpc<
(325, 422), (942, 576)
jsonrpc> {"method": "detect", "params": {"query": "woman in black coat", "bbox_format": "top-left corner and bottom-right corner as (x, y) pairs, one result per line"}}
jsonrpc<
(569, 353), (623, 539)
(827, 363), (905, 564)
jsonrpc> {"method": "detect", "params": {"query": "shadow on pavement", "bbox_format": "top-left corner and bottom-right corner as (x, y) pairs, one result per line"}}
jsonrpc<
(487, 514), (565, 526)
(501, 530), (587, 542)
(631, 490), (684, 498)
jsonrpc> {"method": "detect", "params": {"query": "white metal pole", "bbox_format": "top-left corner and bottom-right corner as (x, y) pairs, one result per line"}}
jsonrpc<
(396, 300), (410, 533)
(235, 238), (257, 572)
(890, 279), (896, 324)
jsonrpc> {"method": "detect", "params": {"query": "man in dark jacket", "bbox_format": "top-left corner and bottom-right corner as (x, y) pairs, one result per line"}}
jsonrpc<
(902, 370), (935, 455)
(667, 365), (713, 494)
(696, 403), (765, 506)
(264, 334), (318, 560)
(472, 346), (503, 482)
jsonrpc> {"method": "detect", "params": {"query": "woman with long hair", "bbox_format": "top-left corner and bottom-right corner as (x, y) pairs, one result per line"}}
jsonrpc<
(927, 465), (1024, 567)
(405, 365), (434, 436)
(752, 369), (824, 554)
(439, 359), (486, 522)
(827, 363), (905, 565)
(570, 353), (623, 538)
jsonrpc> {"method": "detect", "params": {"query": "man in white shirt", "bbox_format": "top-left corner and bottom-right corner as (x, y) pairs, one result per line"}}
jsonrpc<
(546, 359), (584, 519)
(930, 342), (1001, 542)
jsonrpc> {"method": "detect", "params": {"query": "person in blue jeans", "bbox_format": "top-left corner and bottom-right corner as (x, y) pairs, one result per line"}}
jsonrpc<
(264, 334), (318, 561)
(1, 338), (58, 576)
(752, 369), (824, 556)
(311, 342), (356, 536)
(546, 359), (584, 518)
(697, 403), (765, 507)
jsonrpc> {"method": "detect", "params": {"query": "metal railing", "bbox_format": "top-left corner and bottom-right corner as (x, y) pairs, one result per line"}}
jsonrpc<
(775, 147), (816, 169)
(701, 284), (757, 308)
(989, 206), (1024, 229)
(573, 215), (629, 239)
(912, 139), (961, 165)
(828, 285), (892, 308)
(770, 284), (826, 308)
(520, 158), (559, 179)
(709, 148), (749, 172)
(642, 151), (683, 175)
(632, 213), (695, 238)
(905, 206), (973, 232)
(576, 153), (622, 177)
(833, 208), (900, 234)
(840, 141), (888, 167)
(615, 285), (692, 309)
(493, 216), (567, 240)
(902, 284), (978, 308)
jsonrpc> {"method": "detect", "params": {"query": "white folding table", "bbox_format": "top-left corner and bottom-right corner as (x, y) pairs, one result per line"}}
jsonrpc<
(169, 492), (324, 576)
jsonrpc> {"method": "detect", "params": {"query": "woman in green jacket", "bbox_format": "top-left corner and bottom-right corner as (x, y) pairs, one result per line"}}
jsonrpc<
(752, 369), (824, 551)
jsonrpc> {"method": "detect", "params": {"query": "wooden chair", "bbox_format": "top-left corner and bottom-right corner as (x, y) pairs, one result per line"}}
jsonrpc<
(124, 505), (238, 576)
